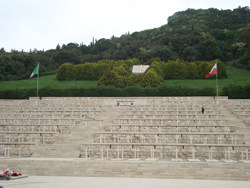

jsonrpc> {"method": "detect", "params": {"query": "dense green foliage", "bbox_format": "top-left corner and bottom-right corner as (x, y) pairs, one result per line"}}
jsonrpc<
(56, 59), (138, 81)
(221, 84), (250, 99)
(0, 6), (249, 81)
(56, 58), (227, 88)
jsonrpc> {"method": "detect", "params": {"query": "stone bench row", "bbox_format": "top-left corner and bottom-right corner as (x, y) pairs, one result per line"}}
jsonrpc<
(124, 110), (219, 115)
(106, 127), (234, 134)
(0, 109), (12, 113)
(230, 108), (250, 112)
(226, 104), (250, 108)
(0, 114), (89, 119)
(15, 107), (104, 112)
(0, 103), (110, 107)
(0, 119), (103, 127)
(94, 133), (244, 145)
(0, 104), (24, 108)
(0, 133), (56, 145)
(129, 104), (204, 108)
(0, 124), (74, 134)
(0, 131), (59, 135)
(0, 145), (35, 157)
(226, 106), (250, 112)
(127, 107), (212, 112)
(80, 144), (250, 161)
(10, 109), (102, 114)
(0, 118), (84, 125)
(14, 105), (109, 110)
(0, 106), (109, 115)
(0, 143), (35, 157)
(159, 97), (191, 102)
(237, 115), (250, 120)
(120, 114), (224, 119)
(112, 118), (228, 125)
(127, 104), (213, 107)
(231, 112), (250, 117)
(105, 124), (235, 132)
(229, 110), (250, 115)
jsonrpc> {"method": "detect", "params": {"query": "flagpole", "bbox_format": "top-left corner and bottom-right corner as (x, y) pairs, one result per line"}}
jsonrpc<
(216, 61), (218, 97)
(37, 63), (39, 97)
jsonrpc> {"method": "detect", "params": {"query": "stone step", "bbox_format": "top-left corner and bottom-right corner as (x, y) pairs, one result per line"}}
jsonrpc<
(1, 158), (250, 181)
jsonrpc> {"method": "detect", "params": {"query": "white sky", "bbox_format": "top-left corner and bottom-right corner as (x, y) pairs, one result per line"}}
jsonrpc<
(0, 0), (249, 52)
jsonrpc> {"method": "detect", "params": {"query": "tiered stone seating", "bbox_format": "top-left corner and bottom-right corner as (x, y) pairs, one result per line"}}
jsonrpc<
(81, 104), (250, 161)
(1, 97), (250, 180)
(0, 101), (106, 157)
(226, 103), (250, 125)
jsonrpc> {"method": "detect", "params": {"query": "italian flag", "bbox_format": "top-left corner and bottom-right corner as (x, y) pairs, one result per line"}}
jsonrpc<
(30, 64), (39, 79)
(205, 63), (217, 78)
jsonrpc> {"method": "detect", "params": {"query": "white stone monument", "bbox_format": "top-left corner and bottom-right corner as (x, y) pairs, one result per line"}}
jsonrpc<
(171, 147), (183, 162)
(240, 149), (250, 163)
(205, 148), (218, 162)
(4, 146), (11, 157)
(224, 148), (237, 162)
(188, 147), (200, 162)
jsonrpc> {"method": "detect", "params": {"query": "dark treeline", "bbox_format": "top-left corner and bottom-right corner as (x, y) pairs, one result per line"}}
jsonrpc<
(0, 6), (250, 81)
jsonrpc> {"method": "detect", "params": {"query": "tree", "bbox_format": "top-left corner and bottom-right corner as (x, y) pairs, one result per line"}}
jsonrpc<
(97, 69), (119, 87)
(164, 60), (187, 79)
(197, 61), (209, 79)
(0, 47), (5, 52)
(140, 69), (162, 87)
(186, 62), (198, 79)
(56, 63), (74, 81)
(56, 44), (60, 50)
(199, 33), (218, 60)
(113, 66), (130, 77)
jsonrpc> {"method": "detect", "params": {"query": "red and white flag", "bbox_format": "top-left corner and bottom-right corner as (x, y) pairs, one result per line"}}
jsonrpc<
(205, 63), (217, 78)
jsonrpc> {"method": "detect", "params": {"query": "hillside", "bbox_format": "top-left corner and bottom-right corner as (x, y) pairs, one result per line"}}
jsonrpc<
(0, 6), (249, 81)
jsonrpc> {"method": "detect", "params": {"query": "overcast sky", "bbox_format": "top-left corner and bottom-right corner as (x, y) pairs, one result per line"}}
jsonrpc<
(0, 0), (249, 52)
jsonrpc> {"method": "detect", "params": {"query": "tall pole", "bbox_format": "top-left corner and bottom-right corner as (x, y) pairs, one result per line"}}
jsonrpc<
(37, 63), (39, 97)
(216, 61), (218, 97)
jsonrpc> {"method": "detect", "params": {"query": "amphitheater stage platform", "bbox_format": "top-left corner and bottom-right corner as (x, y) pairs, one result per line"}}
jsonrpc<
(1, 158), (250, 181)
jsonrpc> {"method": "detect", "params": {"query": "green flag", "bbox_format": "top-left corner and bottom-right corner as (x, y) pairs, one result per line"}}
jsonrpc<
(30, 64), (39, 79)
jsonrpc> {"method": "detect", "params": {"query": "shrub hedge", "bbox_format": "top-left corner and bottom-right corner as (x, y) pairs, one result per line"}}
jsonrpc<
(0, 85), (216, 99)
(220, 84), (250, 99)
(1, 84), (250, 99)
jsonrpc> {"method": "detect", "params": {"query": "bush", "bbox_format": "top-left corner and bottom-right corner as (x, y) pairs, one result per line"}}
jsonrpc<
(140, 69), (162, 87)
(221, 84), (250, 99)
(122, 85), (145, 96)
(0, 85), (219, 99)
(56, 63), (74, 81)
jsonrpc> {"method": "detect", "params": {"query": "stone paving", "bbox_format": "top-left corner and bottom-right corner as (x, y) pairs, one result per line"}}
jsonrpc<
(1, 176), (250, 188)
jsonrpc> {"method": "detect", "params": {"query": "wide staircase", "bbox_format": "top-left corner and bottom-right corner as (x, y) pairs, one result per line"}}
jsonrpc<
(1, 97), (250, 180)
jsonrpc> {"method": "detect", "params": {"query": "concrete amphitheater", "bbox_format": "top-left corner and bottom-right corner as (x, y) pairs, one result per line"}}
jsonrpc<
(1, 96), (250, 187)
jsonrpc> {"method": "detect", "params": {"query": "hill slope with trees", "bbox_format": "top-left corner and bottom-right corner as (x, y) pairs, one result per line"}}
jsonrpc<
(0, 6), (249, 81)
